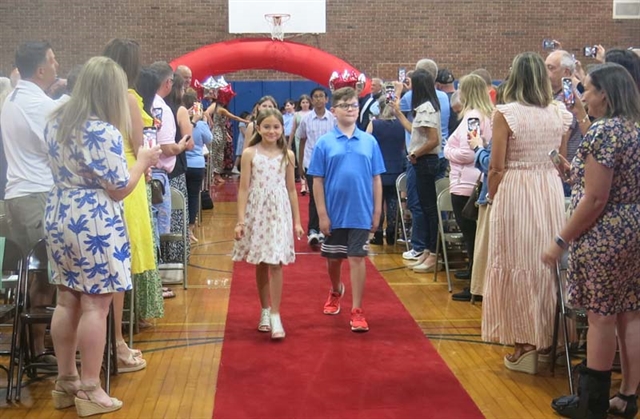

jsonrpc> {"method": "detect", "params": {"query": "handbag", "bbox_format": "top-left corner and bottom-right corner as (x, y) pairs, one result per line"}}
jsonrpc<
(201, 190), (214, 210)
(150, 179), (165, 205)
(462, 177), (482, 220)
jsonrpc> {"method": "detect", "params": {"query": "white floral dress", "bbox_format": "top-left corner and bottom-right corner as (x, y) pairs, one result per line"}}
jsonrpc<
(232, 149), (295, 265)
(44, 119), (132, 294)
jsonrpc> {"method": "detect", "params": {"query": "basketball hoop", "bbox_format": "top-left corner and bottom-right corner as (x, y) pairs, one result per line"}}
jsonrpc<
(265, 13), (291, 41)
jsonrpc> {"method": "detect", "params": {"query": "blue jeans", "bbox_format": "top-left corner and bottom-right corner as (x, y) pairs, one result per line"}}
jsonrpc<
(413, 155), (440, 253)
(405, 164), (426, 253)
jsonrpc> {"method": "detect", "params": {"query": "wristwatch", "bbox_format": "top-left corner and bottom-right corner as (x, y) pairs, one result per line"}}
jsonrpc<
(486, 196), (493, 205)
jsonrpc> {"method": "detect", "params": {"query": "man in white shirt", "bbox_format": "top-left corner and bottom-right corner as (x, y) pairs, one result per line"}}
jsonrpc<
(0, 41), (59, 361)
(148, 62), (189, 237)
(296, 87), (336, 246)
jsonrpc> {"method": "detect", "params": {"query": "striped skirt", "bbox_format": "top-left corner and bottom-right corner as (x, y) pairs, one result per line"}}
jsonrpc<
(481, 167), (565, 349)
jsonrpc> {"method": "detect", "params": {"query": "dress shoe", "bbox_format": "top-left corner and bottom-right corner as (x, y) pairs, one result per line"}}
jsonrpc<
(369, 231), (384, 245)
(452, 288), (472, 302)
(454, 270), (471, 280)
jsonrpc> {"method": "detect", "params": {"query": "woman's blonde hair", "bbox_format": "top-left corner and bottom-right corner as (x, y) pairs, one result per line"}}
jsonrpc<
(502, 52), (553, 108)
(459, 74), (494, 119)
(51, 56), (131, 145)
(248, 108), (292, 168)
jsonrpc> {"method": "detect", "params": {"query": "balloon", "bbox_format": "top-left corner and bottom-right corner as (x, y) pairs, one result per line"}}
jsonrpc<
(198, 75), (236, 105)
(329, 69), (366, 91)
(217, 84), (236, 106)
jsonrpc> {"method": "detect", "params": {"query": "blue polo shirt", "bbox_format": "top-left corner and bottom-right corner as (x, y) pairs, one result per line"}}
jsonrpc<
(307, 126), (386, 230)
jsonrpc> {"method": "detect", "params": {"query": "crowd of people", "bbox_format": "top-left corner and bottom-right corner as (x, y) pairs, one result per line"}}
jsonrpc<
(1, 37), (639, 419)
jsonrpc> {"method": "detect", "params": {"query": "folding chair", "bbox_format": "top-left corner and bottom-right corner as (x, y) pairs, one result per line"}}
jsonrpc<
(393, 172), (410, 252)
(550, 252), (587, 395)
(13, 239), (56, 400)
(0, 237), (23, 401)
(433, 184), (465, 292)
(159, 187), (188, 290)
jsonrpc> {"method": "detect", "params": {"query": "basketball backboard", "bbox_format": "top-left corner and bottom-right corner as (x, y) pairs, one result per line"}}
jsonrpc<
(228, 0), (326, 35)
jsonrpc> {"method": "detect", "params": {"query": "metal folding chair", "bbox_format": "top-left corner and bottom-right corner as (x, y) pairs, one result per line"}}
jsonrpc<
(0, 237), (23, 401)
(159, 187), (189, 290)
(393, 172), (410, 252)
(550, 252), (587, 395)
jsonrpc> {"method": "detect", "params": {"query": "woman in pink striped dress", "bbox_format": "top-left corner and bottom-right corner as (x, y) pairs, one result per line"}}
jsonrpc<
(481, 52), (573, 374)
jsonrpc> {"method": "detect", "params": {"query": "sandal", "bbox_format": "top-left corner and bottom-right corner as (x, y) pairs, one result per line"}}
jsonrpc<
(116, 340), (142, 359)
(51, 374), (80, 409)
(504, 349), (538, 375)
(163, 289), (176, 299)
(270, 313), (285, 340)
(609, 392), (638, 419)
(117, 352), (147, 373)
(74, 383), (123, 417)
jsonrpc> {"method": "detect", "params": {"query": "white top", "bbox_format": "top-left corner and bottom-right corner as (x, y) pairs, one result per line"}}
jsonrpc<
(408, 101), (441, 156)
(1, 80), (59, 199)
(296, 109), (335, 169)
(152, 94), (177, 173)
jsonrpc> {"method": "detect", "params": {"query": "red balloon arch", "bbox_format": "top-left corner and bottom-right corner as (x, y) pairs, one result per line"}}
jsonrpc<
(169, 38), (371, 95)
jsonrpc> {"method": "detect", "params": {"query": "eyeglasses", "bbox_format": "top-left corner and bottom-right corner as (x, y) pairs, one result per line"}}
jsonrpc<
(334, 103), (359, 110)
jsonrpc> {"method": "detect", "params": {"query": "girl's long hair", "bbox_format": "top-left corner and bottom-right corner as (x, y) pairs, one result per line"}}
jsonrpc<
(459, 74), (494, 119)
(50, 56), (130, 145)
(247, 108), (292, 169)
(411, 69), (440, 116)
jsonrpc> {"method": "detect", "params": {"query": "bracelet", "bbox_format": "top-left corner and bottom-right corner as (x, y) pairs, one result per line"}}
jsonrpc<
(555, 235), (569, 250)
(485, 196), (493, 205)
(236, 222), (245, 227)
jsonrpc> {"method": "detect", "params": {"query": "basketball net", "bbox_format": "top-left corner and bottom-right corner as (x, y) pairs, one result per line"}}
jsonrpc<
(265, 14), (290, 41)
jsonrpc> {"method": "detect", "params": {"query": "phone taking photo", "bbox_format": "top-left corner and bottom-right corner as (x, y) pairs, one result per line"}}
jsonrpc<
(384, 83), (396, 103)
(467, 117), (481, 138)
(398, 67), (406, 83)
(549, 150), (569, 182)
(562, 77), (575, 107)
(584, 46), (597, 58)
(142, 127), (157, 148)
(542, 39), (556, 50)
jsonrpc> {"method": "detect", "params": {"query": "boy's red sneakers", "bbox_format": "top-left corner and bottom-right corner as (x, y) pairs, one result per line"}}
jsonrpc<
(323, 283), (345, 315)
(350, 308), (369, 332)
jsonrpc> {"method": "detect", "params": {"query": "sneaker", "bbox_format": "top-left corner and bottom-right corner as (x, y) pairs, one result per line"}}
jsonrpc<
(318, 232), (326, 244)
(258, 308), (271, 332)
(308, 230), (320, 246)
(402, 249), (424, 260)
(350, 308), (369, 332)
(323, 283), (345, 315)
(231, 166), (241, 174)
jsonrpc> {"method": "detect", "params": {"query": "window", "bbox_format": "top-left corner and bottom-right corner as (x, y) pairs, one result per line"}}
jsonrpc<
(613, 0), (640, 18)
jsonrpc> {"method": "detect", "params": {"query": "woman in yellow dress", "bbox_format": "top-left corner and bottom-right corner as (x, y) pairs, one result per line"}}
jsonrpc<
(103, 38), (164, 372)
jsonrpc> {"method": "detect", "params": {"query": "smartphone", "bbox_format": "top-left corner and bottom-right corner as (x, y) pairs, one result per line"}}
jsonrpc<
(549, 150), (569, 182)
(584, 46), (597, 58)
(542, 39), (556, 50)
(467, 117), (481, 138)
(398, 67), (406, 83)
(152, 107), (163, 130)
(142, 127), (157, 148)
(384, 83), (396, 103)
(561, 77), (575, 107)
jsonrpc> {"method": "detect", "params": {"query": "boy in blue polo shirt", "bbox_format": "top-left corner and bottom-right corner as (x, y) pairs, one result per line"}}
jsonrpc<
(308, 87), (385, 332)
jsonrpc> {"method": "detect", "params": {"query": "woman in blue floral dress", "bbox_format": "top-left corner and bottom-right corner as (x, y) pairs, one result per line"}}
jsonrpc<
(44, 57), (160, 416)
(543, 63), (640, 419)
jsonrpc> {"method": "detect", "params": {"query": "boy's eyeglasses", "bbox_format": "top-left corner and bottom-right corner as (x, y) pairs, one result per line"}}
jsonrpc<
(334, 103), (359, 110)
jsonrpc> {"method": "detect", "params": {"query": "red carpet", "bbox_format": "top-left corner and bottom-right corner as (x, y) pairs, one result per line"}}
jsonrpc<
(213, 181), (484, 419)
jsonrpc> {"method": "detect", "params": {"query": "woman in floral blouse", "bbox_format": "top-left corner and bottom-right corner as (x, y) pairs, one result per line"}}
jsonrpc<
(543, 63), (640, 419)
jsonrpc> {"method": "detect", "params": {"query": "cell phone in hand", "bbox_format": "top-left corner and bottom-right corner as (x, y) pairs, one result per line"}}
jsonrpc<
(542, 39), (556, 50)
(562, 77), (575, 107)
(549, 150), (569, 182)
(398, 67), (406, 83)
(142, 126), (157, 148)
(467, 117), (481, 138)
(584, 46), (597, 58)
(384, 82), (396, 103)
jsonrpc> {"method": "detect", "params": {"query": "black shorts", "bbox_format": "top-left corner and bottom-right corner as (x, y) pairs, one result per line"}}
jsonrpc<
(320, 228), (370, 259)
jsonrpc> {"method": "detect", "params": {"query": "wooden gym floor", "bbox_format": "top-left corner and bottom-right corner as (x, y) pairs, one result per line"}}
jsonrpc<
(0, 177), (609, 419)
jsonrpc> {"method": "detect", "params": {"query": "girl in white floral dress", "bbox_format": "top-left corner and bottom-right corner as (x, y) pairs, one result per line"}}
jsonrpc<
(232, 109), (304, 340)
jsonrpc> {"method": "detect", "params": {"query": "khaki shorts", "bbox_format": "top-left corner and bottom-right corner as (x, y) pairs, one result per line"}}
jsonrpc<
(5, 192), (48, 254)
